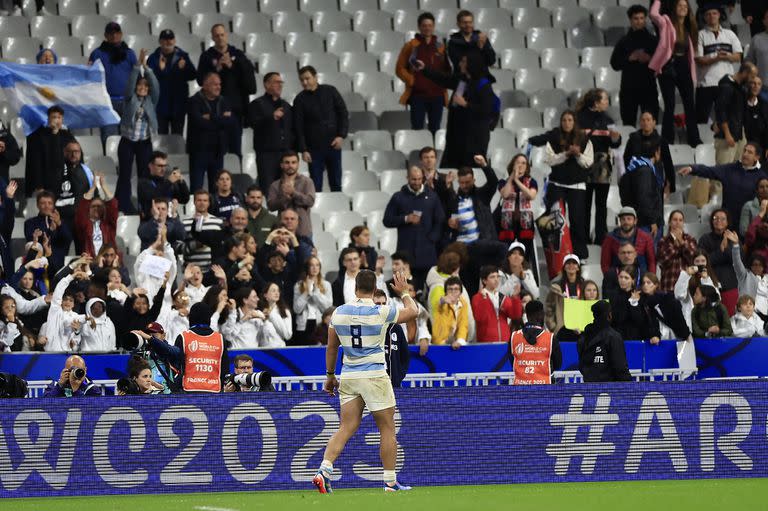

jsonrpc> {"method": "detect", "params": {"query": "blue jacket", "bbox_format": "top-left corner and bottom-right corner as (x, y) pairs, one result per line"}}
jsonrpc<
(120, 65), (160, 138)
(147, 46), (198, 118)
(88, 42), (138, 101)
(383, 185), (445, 270)
(691, 162), (768, 228)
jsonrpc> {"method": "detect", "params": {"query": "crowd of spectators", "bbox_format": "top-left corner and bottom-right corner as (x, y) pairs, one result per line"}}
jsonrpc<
(0, 3), (766, 393)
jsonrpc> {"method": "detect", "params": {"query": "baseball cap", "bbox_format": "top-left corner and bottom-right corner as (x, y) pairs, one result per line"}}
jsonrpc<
(145, 322), (165, 334)
(104, 21), (122, 35)
(563, 254), (580, 265)
(159, 29), (175, 40)
(507, 241), (526, 254)
(618, 206), (637, 218)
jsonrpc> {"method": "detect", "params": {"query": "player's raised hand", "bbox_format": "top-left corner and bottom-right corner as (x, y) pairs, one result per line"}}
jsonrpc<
(390, 270), (409, 296)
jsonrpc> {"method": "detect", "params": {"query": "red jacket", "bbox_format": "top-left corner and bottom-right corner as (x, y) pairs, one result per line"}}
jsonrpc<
(600, 228), (656, 274)
(471, 291), (522, 342)
(74, 197), (118, 256)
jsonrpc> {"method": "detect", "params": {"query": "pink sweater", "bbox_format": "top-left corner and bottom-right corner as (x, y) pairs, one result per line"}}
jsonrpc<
(648, 0), (697, 84)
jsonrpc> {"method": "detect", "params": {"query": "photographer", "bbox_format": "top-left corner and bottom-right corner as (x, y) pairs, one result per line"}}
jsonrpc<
(117, 355), (162, 395)
(128, 302), (229, 393)
(222, 354), (272, 392)
(42, 354), (102, 396)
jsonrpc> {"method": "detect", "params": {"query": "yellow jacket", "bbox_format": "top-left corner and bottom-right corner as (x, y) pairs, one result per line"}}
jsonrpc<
(431, 296), (469, 344)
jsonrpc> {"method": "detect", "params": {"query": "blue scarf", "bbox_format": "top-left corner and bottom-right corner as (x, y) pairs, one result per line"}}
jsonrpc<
(626, 156), (664, 190)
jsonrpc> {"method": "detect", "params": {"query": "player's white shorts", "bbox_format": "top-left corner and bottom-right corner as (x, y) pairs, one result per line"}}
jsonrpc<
(339, 375), (396, 411)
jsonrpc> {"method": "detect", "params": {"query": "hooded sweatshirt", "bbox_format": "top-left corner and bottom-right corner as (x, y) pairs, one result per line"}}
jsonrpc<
(577, 307), (633, 382)
(77, 297), (116, 352)
(43, 274), (84, 352)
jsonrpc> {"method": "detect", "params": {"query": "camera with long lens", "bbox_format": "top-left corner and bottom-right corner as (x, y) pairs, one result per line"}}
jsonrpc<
(71, 367), (85, 380)
(224, 371), (274, 391)
(116, 377), (142, 395)
(0, 372), (28, 398)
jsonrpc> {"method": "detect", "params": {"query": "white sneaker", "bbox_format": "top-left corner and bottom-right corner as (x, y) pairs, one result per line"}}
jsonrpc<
(11, 6), (22, 15)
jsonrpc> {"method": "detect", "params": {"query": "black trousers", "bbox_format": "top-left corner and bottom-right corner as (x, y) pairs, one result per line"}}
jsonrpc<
(695, 85), (719, 124)
(157, 115), (185, 135)
(255, 151), (282, 192)
(658, 56), (701, 146)
(463, 239), (508, 297)
(546, 184), (588, 260)
(585, 182), (609, 246)
(619, 85), (659, 127)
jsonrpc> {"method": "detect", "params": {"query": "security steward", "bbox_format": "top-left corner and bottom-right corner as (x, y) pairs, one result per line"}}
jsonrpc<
(577, 300), (632, 382)
(510, 300), (561, 384)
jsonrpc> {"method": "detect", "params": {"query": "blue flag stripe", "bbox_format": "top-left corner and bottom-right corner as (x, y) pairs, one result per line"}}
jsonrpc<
(0, 63), (104, 88)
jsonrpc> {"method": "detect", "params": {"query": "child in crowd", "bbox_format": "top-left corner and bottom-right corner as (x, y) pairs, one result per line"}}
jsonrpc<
(730, 295), (765, 338)
(692, 285), (733, 338)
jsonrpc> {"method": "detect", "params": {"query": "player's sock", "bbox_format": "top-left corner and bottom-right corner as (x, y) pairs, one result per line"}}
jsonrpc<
(383, 470), (397, 486)
(320, 460), (334, 475)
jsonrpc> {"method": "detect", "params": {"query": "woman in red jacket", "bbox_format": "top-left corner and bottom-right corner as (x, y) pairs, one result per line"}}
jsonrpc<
(471, 265), (523, 342)
(74, 174), (118, 257)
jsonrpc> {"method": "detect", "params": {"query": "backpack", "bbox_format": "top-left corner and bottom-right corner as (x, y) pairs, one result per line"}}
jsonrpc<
(477, 77), (500, 130)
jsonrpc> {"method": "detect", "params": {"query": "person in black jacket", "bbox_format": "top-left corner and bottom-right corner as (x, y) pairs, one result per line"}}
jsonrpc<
(147, 29), (198, 135)
(247, 72), (294, 192)
(620, 143), (665, 242)
(623, 111), (675, 194)
(197, 24), (256, 158)
(714, 62), (757, 165)
(610, 4), (660, 125)
(24, 105), (76, 197)
(742, 0), (767, 37)
(293, 66), (349, 192)
(186, 72), (238, 192)
(578, 300), (633, 382)
(639, 271), (691, 341)
(745, 76), (768, 158)
(446, 10), (496, 80)
(136, 151), (191, 220)
(0, 121), (19, 185)
(414, 53), (494, 169)
(374, 289), (410, 388)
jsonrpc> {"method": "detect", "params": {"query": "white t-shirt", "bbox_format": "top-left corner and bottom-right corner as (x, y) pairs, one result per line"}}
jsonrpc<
(697, 26), (742, 87)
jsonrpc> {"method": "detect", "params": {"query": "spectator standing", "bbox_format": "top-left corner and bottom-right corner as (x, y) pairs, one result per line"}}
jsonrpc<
(88, 22), (138, 149)
(510, 300), (561, 384)
(610, 4), (660, 125)
(728, 230), (768, 317)
(332, 247), (362, 306)
(744, 76), (768, 154)
(267, 151), (316, 239)
(446, 10), (496, 79)
(529, 111), (593, 259)
(209, 169), (242, 222)
(493, 154), (538, 257)
(116, 51), (160, 214)
(657, 210), (698, 292)
(221, 287), (265, 349)
(739, 177), (768, 236)
(136, 151), (190, 220)
(138, 198), (187, 251)
(623, 112), (676, 195)
(147, 29), (197, 135)
(679, 142), (768, 225)
(383, 166), (445, 291)
(430, 276), (469, 349)
(24, 191), (72, 276)
(186, 72), (237, 192)
(577, 88), (623, 245)
(396, 12), (449, 135)
(544, 254), (585, 334)
(745, 11), (768, 85)
(695, 4), (743, 124)
(53, 140), (94, 235)
(639, 272), (691, 341)
(247, 72), (294, 192)
(648, 0), (702, 146)
(712, 62), (756, 164)
(258, 282), (292, 347)
(620, 145), (665, 243)
(471, 265), (522, 342)
(244, 184), (277, 248)
(197, 24), (256, 159)
(745, 201), (768, 263)
(742, 0), (767, 38)
(499, 241), (539, 299)
(74, 175), (117, 257)
(577, 300), (633, 382)
(24, 105), (75, 197)
(293, 66), (349, 192)
(415, 54), (494, 169)
(293, 256), (333, 345)
(182, 190), (224, 272)
(0, 120), (20, 184)
(697, 209), (739, 313)
(601, 206), (657, 275)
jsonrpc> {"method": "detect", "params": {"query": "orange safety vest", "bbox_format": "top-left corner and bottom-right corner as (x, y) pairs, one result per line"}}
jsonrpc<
(182, 330), (223, 393)
(510, 329), (553, 385)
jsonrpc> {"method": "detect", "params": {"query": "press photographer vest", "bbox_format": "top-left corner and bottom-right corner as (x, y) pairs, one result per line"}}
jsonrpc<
(511, 329), (553, 385)
(182, 330), (223, 393)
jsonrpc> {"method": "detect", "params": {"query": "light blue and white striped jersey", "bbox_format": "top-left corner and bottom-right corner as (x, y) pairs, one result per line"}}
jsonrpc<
(455, 196), (479, 244)
(331, 298), (398, 379)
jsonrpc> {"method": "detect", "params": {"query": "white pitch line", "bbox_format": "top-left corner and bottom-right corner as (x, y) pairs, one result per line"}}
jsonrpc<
(194, 506), (240, 511)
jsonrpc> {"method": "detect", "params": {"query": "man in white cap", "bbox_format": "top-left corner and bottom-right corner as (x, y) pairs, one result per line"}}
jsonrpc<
(600, 206), (656, 276)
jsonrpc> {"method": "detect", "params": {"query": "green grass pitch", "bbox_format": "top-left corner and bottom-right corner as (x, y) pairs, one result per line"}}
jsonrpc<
(2, 479), (767, 511)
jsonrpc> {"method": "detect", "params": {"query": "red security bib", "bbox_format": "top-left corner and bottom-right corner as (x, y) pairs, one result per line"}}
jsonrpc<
(511, 329), (553, 385)
(182, 330), (223, 393)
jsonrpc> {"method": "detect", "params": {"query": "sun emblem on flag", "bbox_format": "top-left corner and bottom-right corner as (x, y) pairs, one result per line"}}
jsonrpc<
(36, 86), (57, 100)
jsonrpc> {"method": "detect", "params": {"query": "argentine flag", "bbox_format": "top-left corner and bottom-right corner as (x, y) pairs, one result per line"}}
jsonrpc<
(0, 61), (120, 136)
